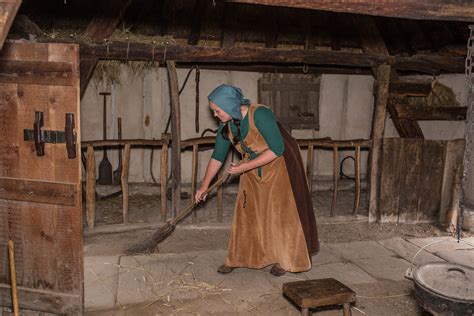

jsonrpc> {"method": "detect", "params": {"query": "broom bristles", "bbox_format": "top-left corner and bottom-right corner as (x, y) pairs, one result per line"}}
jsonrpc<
(125, 172), (231, 255)
(125, 222), (176, 255)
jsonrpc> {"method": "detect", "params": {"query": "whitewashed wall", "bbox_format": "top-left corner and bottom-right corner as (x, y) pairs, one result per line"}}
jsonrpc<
(81, 66), (467, 183)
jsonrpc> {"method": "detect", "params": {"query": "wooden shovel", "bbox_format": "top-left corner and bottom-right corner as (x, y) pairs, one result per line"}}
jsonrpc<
(113, 117), (123, 185)
(98, 92), (113, 185)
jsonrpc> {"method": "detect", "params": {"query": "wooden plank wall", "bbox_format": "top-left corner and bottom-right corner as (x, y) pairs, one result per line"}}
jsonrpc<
(380, 138), (464, 223)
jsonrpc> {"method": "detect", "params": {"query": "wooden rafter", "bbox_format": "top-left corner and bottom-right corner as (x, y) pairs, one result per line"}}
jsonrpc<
(188, 0), (206, 45)
(393, 104), (467, 121)
(80, 0), (132, 98)
(220, 2), (236, 48)
(84, 0), (132, 42)
(0, 0), (21, 49)
(225, 0), (474, 22)
(352, 15), (424, 138)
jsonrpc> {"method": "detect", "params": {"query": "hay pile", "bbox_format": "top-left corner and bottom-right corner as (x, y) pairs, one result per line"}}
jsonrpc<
(91, 60), (160, 84)
(407, 81), (460, 107)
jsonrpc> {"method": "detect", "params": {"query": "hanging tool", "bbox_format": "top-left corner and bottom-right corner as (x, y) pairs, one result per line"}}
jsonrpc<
(9, 239), (19, 316)
(126, 172), (231, 254)
(98, 92), (113, 185)
(113, 117), (123, 185)
(195, 66), (200, 133)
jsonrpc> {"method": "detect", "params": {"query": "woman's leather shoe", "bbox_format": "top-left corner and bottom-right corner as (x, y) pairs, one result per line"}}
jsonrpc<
(217, 264), (234, 274)
(270, 264), (287, 276)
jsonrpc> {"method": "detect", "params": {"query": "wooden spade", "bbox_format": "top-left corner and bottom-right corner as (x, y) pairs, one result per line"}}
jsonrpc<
(113, 117), (123, 185)
(98, 92), (113, 185)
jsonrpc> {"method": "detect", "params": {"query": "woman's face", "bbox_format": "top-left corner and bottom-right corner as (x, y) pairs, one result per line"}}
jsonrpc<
(209, 101), (232, 123)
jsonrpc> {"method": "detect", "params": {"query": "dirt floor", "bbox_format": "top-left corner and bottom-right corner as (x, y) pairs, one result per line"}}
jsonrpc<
(85, 181), (456, 257)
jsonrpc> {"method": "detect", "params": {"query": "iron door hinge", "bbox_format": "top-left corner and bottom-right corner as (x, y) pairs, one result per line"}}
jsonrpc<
(23, 111), (77, 158)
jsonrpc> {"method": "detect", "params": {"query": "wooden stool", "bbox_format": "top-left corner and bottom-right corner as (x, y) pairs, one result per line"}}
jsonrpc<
(283, 278), (356, 316)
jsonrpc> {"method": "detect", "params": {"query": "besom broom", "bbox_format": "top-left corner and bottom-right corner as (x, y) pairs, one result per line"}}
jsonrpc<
(126, 172), (230, 255)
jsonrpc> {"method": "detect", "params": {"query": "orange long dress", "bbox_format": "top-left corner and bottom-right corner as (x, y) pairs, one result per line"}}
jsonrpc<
(225, 104), (319, 272)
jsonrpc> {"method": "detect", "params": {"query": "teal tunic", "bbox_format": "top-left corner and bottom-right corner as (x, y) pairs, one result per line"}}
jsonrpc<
(211, 106), (284, 162)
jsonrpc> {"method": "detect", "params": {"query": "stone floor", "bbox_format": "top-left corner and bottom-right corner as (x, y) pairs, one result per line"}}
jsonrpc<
(84, 235), (474, 315)
(83, 180), (474, 315)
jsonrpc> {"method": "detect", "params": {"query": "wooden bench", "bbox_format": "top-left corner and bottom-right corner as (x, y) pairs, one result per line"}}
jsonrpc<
(283, 278), (356, 315)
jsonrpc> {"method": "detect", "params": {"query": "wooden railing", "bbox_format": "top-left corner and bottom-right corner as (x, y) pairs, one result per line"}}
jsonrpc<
(82, 137), (371, 228)
(298, 139), (371, 217)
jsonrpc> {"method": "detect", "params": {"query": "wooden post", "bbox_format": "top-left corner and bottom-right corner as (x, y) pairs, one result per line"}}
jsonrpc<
(306, 145), (314, 194)
(121, 144), (131, 223)
(446, 165), (463, 232)
(191, 144), (199, 222)
(368, 64), (391, 222)
(353, 146), (361, 215)
(86, 145), (96, 228)
(331, 146), (339, 217)
(160, 137), (169, 221)
(167, 61), (181, 218)
(217, 170), (224, 222)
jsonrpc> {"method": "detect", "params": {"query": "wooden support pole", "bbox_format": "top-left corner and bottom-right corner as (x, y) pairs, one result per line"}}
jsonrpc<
(160, 138), (169, 221)
(369, 64), (391, 222)
(331, 147), (339, 217)
(121, 144), (131, 224)
(353, 146), (361, 215)
(191, 144), (198, 222)
(167, 60), (182, 218)
(446, 165), (463, 232)
(306, 145), (314, 194)
(86, 145), (96, 228)
(217, 170), (224, 222)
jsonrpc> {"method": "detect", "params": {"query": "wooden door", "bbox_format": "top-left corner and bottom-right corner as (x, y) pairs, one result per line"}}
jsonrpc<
(0, 43), (82, 314)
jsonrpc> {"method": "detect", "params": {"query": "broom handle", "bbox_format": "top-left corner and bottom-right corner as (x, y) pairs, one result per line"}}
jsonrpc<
(171, 172), (230, 225)
(9, 239), (19, 316)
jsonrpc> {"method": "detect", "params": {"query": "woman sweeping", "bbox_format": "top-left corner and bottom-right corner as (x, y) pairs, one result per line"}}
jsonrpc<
(195, 84), (319, 276)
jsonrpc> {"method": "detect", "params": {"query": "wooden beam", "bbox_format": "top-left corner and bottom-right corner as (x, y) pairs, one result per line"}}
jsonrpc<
(167, 60), (181, 218)
(387, 97), (424, 137)
(220, 3), (236, 48)
(79, 42), (465, 74)
(81, 0), (132, 98)
(225, 0), (474, 22)
(0, 0), (21, 49)
(80, 58), (98, 99)
(0, 60), (73, 86)
(351, 15), (389, 55)
(84, 0), (132, 42)
(397, 19), (432, 54)
(368, 64), (391, 223)
(389, 80), (432, 96)
(353, 14), (425, 138)
(0, 177), (76, 206)
(393, 104), (467, 120)
(0, 283), (80, 315)
(264, 8), (279, 48)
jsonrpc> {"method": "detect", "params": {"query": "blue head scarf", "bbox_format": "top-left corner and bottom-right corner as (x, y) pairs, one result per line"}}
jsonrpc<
(207, 84), (251, 120)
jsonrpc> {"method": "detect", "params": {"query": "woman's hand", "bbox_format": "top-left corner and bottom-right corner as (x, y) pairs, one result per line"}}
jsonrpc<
(228, 162), (248, 175)
(195, 185), (209, 203)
